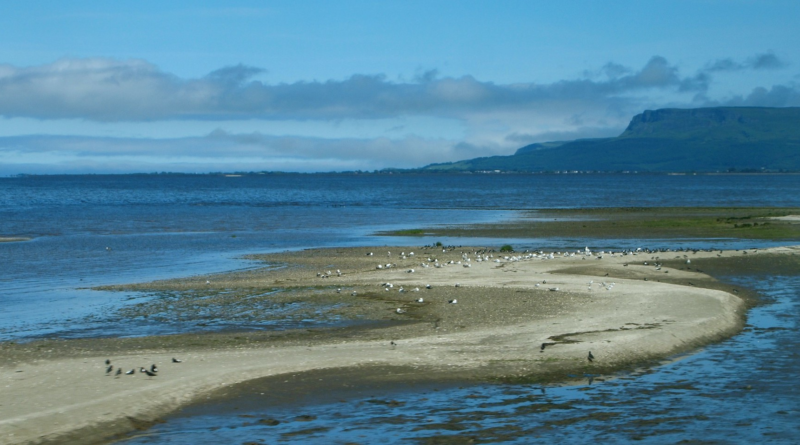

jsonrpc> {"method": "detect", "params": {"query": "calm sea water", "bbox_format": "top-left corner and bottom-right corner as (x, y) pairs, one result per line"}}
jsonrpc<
(2, 173), (800, 443)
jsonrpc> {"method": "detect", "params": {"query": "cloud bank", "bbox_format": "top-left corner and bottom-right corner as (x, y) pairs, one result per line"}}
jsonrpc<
(1, 52), (797, 173)
(1, 54), (794, 123)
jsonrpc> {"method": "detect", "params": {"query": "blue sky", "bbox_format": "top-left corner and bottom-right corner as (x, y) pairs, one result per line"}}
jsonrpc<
(1, 0), (799, 173)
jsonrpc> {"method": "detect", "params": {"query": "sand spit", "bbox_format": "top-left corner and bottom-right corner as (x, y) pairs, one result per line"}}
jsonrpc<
(770, 215), (800, 222)
(4, 245), (798, 445)
(0, 237), (29, 243)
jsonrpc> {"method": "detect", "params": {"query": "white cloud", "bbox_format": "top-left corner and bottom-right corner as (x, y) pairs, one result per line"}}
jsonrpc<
(0, 55), (744, 122)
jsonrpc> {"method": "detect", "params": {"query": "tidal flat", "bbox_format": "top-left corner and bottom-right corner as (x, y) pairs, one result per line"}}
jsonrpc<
(4, 241), (790, 444)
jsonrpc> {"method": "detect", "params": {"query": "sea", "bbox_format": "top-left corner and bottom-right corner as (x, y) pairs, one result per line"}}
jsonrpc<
(2, 173), (800, 443)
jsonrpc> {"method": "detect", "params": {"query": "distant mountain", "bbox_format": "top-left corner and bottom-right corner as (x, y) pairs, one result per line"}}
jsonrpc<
(421, 107), (800, 172)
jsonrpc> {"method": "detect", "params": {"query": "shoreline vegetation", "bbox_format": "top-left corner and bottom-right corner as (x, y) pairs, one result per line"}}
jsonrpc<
(380, 208), (800, 240)
(5, 243), (800, 444)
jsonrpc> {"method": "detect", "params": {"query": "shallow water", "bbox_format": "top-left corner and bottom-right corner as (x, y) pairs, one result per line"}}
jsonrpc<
(3, 173), (800, 341)
(121, 273), (800, 444)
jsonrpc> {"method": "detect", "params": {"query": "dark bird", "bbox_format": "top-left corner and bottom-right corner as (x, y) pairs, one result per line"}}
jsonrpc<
(115, 368), (122, 377)
(140, 367), (148, 374)
(143, 369), (157, 378)
(172, 357), (182, 363)
(126, 369), (135, 375)
(150, 364), (158, 373)
(540, 342), (556, 352)
(106, 365), (114, 374)
(390, 341), (397, 347)
(588, 351), (595, 362)
(105, 359), (111, 365)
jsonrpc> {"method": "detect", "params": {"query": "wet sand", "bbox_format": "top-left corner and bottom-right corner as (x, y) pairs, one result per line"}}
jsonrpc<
(2, 244), (798, 444)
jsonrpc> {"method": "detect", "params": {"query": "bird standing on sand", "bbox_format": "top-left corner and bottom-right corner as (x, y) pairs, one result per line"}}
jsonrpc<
(172, 358), (182, 363)
(105, 359), (111, 365)
(142, 369), (157, 378)
(115, 368), (122, 377)
(588, 351), (595, 362)
(151, 364), (158, 373)
(106, 365), (113, 375)
(126, 369), (135, 375)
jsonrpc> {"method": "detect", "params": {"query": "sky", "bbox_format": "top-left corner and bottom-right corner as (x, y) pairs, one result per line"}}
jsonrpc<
(1, 0), (799, 174)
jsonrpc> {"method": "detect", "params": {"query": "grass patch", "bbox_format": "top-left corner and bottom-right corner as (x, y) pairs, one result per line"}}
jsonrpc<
(392, 229), (426, 236)
(382, 207), (800, 241)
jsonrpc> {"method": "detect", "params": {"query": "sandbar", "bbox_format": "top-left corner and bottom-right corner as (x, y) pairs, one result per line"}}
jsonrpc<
(3, 244), (796, 444)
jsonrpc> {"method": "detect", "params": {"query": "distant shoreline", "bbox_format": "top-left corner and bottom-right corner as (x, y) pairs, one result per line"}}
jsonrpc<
(4, 171), (800, 178)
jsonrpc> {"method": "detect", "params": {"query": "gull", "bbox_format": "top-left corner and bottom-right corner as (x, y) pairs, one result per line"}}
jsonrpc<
(396, 308), (406, 314)
(125, 369), (135, 375)
(449, 299), (457, 304)
(416, 298), (424, 303)
(151, 364), (158, 373)
(172, 358), (182, 363)
(425, 284), (432, 289)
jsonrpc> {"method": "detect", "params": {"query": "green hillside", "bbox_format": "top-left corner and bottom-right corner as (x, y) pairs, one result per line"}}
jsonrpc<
(422, 107), (800, 172)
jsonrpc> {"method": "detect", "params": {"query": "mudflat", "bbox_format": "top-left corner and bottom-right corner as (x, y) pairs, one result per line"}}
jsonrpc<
(3, 244), (796, 445)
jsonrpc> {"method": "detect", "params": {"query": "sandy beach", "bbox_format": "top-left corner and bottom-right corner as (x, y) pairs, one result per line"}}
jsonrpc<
(3, 244), (797, 445)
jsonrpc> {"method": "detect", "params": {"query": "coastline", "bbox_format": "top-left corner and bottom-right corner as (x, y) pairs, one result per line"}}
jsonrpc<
(3, 245), (795, 445)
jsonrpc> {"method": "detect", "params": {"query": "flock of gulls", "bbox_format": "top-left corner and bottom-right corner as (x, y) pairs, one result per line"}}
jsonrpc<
(104, 357), (182, 378)
(311, 245), (625, 364)
(313, 244), (750, 365)
(97, 245), (750, 380)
